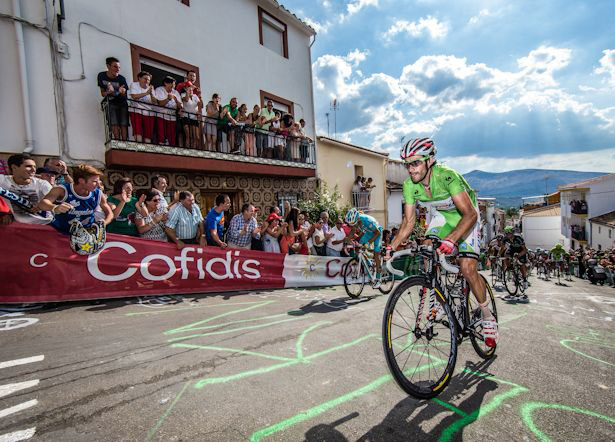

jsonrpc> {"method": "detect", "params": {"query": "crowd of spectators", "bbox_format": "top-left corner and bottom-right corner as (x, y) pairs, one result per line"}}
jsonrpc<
(569, 247), (615, 284)
(0, 154), (380, 258)
(351, 175), (376, 208)
(98, 57), (313, 163)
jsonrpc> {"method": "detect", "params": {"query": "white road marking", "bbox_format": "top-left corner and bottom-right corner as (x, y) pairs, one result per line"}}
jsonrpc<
(0, 318), (38, 331)
(0, 428), (36, 442)
(0, 400), (38, 419)
(0, 380), (39, 399)
(0, 355), (44, 370)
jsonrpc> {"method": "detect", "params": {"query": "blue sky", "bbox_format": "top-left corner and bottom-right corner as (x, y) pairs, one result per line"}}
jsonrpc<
(283, 0), (615, 173)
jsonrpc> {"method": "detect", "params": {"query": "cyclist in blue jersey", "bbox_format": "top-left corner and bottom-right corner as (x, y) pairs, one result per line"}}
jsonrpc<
(345, 208), (384, 288)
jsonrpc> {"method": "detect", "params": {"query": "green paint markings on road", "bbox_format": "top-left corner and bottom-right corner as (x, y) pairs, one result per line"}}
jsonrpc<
(171, 343), (297, 362)
(296, 322), (331, 361)
(520, 402), (615, 442)
(195, 360), (299, 388)
(437, 373), (529, 442)
(145, 380), (191, 441)
(432, 398), (468, 417)
(303, 333), (380, 361)
(167, 317), (307, 343)
(164, 300), (275, 335)
(560, 339), (615, 367)
(126, 300), (267, 316)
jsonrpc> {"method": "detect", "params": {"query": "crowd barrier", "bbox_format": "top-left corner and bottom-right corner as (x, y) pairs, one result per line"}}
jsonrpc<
(0, 224), (351, 304)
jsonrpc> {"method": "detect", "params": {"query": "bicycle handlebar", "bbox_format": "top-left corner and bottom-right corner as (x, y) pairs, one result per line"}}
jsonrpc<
(385, 246), (460, 276)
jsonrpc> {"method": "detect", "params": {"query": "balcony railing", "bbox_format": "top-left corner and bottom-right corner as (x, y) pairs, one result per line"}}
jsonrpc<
(352, 191), (371, 211)
(102, 98), (316, 167)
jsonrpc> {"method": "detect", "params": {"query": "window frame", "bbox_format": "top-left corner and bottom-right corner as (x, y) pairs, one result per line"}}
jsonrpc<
(258, 6), (289, 59)
(260, 90), (294, 118)
(130, 43), (200, 87)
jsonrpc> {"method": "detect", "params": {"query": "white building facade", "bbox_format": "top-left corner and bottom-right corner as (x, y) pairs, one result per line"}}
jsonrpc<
(1, 0), (318, 216)
(560, 174), (615, 250)
(522, 205), (565, 250)
(589, 212), (615, 251)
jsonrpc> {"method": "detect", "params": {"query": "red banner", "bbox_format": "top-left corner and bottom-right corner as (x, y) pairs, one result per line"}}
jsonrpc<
(0, 224), (286, 303)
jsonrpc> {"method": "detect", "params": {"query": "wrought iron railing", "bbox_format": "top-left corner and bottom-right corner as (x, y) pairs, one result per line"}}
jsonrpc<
(102, 98), (316, 166)
(352, 191), (371, 211)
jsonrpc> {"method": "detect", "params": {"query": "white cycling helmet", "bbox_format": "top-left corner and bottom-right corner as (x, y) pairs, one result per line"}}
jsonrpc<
(345, 208), (360, 226)
(401, 137), (437, 162)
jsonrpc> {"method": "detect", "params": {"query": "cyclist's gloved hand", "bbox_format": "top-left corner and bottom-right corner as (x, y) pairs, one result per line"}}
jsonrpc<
(437, 239), (457, 255)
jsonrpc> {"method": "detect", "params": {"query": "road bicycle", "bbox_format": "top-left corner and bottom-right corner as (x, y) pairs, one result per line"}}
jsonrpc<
(489, 256), (504, 288)
(536, 259), (551, 281)
(343, 245), (395, 298)
(503, 256), (527, 296)
(382, 239), (497, 399)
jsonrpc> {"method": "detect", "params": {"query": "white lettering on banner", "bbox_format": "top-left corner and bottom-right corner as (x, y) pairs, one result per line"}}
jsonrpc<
(87, 242), (262, 282)
(29, 254), (47, 268)
(282, 255), (351, 288)
(87, 242), (138, 282)
(141, 255), (177, 281)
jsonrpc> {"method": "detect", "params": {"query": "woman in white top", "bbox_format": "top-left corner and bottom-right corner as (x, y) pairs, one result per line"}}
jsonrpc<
(128, 71), (157, 143)
(154, 76), (182, 146)
(311, 218), (327, 256)
(204, 93), (221, 151)
(181, 83), (203, 149)
(263, 213), (282, 253)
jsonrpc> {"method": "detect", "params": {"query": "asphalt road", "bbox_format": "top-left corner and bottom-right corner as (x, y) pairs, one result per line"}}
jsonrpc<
(1, 272), (614, 441)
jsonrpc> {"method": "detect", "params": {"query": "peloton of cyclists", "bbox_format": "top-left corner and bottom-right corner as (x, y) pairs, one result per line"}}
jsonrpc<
(500, 226), (530, 302)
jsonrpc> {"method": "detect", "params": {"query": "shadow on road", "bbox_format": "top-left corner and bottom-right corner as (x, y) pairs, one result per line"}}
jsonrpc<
(304, 359), (498, 442)
(288, 297), (372, 315)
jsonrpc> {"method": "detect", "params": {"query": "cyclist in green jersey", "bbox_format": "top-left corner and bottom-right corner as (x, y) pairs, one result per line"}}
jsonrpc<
(391, 137), (498, 348)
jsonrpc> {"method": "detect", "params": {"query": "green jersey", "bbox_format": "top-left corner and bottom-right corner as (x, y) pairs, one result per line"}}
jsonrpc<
(402, 164), (480, 255)
(550, 246), (568, 261)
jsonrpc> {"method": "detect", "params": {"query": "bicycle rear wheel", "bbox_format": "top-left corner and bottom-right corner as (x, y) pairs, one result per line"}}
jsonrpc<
(382, 277), (457, 399)
(344, 257), (366, 298)
(504, 268), (518, 295)
(467, 274), (498, 359)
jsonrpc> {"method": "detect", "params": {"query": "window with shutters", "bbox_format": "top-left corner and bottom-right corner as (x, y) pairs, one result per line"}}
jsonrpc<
(258, 7), (288, 58)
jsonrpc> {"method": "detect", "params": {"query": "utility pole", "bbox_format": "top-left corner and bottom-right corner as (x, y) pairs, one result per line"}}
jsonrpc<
(330, 98), (338, 139)
(325, 112), (330, 137)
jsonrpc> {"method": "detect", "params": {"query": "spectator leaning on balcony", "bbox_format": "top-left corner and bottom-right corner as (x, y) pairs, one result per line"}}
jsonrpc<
(245, 104), (261, 157)
(0, 154), (53, 225)
(257, 100), (277, 158)
(40, 164), (113, 233)
(107, 177), (139, 237)
(154, 76), (182, 146)
(180, 83), (203, 149)
(165, 191), (205, 249)
(236, 103), (249, 154)
(43, 157), (73, 185)
(219, 97), (240, 154)
(135, 190), (168, 242)
(226, 203), (261, 250)
(128, 71), (156, 143)
(97, 57), (129, 141)
(271, 111), (285, 160)
(176, 70), (201, 97)
(205, 194), (231, 248)
(204, 93), (222, 151)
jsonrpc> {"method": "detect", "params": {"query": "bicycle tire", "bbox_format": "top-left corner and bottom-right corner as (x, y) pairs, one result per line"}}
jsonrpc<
(503, 268), (518, 295)
(378, 267), (395, 294)
(344, 257), (365, 298)
(491, 262), (498, 287)
(382, 276), (458, 399)
(467, 274), (498, 359)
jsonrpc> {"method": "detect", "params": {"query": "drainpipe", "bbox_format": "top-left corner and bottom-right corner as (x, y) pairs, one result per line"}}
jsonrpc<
(308, 33), (318, 177)
(12, 0), (35, 153)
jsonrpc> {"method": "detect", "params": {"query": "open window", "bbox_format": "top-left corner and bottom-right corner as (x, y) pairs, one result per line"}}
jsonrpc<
(130, 44), (199, 88)
(260, 90), (294, 118)
(258, 7), (288, 58)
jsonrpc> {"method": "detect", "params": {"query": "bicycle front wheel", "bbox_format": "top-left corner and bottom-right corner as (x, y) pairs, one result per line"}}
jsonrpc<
(382, 277), (457, 399)
(503, 268), (518, 295)
(344, 257), (366, 298)
(378, 267), (395, 294)
(467, 274), (498, 359)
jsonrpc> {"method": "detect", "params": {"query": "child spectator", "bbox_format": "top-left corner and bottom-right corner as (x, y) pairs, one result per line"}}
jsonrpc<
(97, 57), (128, 140)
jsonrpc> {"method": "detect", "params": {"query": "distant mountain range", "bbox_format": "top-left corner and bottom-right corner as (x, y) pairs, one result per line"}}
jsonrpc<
(463, 169), (608, 208)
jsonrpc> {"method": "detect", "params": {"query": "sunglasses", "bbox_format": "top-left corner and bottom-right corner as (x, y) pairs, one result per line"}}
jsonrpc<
(152, 198), (161, 202)
(405, 157), (428, 168)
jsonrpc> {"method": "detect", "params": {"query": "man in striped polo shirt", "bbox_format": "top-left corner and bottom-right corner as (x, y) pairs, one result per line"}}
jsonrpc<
(164, 191), (205, 249)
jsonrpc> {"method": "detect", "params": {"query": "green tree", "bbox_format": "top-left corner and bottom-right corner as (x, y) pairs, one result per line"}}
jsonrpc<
(298, 181), (351, 223)
(506, 207), (519, 218)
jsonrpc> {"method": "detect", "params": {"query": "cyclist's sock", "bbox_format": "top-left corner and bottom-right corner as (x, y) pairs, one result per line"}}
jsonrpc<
(479, 300), (494, 321)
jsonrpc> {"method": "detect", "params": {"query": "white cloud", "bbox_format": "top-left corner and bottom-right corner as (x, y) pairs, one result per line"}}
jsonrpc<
(442, 148), (615, 174)
(595, 49), (615, 86)
(339, 0), (379, 23)
(468, 9), (490, 25)
(384, 16), (448, 41)
(303, 17), (331, 34)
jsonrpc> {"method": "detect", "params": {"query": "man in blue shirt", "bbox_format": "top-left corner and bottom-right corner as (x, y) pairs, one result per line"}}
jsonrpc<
(205, 194), (231, 248)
